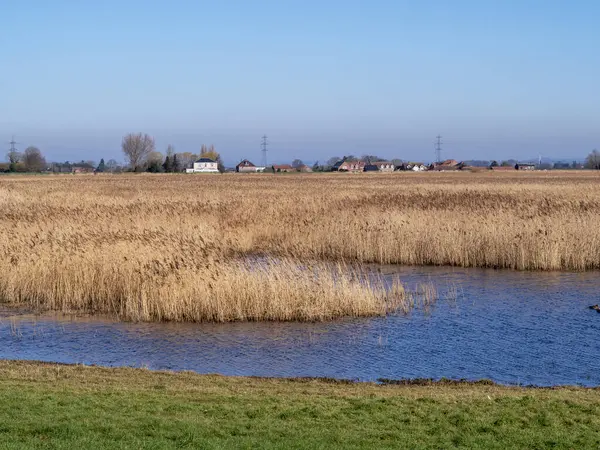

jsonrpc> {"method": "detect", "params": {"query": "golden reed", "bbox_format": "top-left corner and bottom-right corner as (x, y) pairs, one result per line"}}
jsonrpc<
(0, 171), (598, 321)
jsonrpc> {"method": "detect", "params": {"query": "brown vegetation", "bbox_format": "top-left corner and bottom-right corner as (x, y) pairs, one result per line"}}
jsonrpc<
(0, 171), (598, 321)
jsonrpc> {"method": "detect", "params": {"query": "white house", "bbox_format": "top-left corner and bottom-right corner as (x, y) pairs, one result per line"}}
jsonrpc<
(189, 157), (219, 173)
(372, 161), (395, 172)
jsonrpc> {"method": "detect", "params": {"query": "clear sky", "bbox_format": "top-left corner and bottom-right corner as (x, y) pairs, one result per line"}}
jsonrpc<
(2, 0), (598, 165)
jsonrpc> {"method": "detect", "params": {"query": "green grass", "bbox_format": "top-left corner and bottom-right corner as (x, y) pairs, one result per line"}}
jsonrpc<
(0, 361), (598, 449)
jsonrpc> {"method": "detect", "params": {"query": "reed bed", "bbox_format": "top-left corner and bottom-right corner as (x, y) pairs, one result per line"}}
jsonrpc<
(0, 171), (598, 321)
(0, 253), (406, 322)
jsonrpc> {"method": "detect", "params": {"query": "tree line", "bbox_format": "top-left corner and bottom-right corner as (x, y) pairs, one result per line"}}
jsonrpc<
(120, 133), (225, 173)
(5, 147), (47, 172)
(4, 137), (600, 173)
(2, 133), (226, 173)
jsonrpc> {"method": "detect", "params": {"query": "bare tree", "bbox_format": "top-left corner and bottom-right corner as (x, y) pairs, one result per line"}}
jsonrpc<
(23, 146), (46, 172)
(6, 150), (22, 164)
(177, 152), (197, 170)
(200, 144), (218, 161)
(162, 145), (176, 173)
(147, 151), (163, 164)
(146, 151), (164, 172)
(121, 133), (155, 171)
(361, 155), (384, 164)
(326, 156), (341, 167)
(106, 159), (119, 173)
(585, 149), (600, 170)
(292, 159), (304, 169)
(6, 150), (22, 172)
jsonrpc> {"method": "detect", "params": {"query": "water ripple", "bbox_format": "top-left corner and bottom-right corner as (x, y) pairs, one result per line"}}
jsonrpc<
(0, 266), (598, 386)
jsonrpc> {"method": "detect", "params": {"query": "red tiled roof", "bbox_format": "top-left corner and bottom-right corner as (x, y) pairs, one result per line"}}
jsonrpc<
(340, 161), (365, 168)
(441, 159), (459, 166)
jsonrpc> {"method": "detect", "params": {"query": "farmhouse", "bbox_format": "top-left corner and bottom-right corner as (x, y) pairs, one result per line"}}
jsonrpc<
(272, 164), (294, 172)
(236, 159), (258, 173)
(406, 163), (428, 172)
(442, 159), (459, 167)
(338, 161), (366, 172)
(72, 166), (94, 174)
(189, 157), (219, 173)
(372, 161), (395, 172)
(51, 162), (95, 174)
(431, 160), (463, 171)
(516, 163), (536, 171)
(297, 164), (313, 172)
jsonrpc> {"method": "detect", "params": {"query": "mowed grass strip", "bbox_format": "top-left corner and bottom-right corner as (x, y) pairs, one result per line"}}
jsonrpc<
(0, 361), (598, 449)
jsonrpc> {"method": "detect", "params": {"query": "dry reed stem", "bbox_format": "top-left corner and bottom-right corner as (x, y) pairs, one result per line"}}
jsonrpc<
(0, 172), (598, 321)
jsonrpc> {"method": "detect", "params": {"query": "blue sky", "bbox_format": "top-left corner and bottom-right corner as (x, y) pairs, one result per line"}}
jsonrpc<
(2, 0), (598, 165)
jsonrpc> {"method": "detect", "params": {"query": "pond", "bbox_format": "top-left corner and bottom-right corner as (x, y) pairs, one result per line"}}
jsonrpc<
(0, 266), (598, 386)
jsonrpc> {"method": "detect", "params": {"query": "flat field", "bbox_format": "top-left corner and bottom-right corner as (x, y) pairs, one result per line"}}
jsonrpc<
(1, 171), (599, 321)
(0, 360), (598, 449)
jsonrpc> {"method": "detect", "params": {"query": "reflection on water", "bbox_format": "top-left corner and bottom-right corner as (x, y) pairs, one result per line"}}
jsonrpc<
(0, 266), (599, 386)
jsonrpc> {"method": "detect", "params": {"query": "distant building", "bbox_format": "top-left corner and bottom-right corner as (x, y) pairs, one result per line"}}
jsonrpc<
(430, 159), (463, 171)
(236, 159), (258, 173)
(406, 163), (428, 172)
(441, 159), (459, 166)
(338, 161), (366, 172)
(489, 166), (517, 171)
(51, 162), (94, 174)
(190, 157), (219, 173)
(297, 164), (313, 172)
(431, 162), (463, 171)
(331, 160), (344, 171)
(515, 163), (536, 171)
(272, 164), (294, 172)
(372, 161), (395, 172)
(72, 166), (94, 174)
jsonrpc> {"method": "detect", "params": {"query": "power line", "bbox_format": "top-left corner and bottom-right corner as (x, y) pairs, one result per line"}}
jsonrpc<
(261, 135), (268, 167)
(434, 135), (442, 163)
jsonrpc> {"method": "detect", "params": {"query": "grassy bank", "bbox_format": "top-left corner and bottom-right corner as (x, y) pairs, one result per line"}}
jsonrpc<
(0, 361), (598, 449)
(1, 172), (600, 322)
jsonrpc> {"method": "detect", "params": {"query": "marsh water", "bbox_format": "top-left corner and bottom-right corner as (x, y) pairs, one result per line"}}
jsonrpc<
(1, 266), (599, 386)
